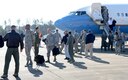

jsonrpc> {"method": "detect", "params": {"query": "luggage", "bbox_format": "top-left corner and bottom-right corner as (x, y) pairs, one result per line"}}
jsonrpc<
(35, 55), (45, 65)
(0, 35), (4, 48)
(42, 38), (47, 44)
(52, 46), (60, 56)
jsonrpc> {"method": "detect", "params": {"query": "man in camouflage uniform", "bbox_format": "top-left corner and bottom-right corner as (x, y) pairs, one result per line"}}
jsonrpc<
(74, 30), (79, 53)
(24, 24), (34, 67)
(45, 28), (55, 62)
(54, 29), (61, 47)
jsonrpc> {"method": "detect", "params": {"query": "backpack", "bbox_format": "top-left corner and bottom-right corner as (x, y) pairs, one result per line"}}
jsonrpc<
(52, 46), (60, 56)
(0, 35), (4, 48)
(35, 55), (45, 65)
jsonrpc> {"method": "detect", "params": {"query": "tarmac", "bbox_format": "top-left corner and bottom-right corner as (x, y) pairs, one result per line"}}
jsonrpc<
(0, 37), (128, 80)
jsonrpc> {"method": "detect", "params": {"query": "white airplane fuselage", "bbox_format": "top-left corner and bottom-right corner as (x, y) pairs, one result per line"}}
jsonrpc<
(54, 3), (128, 34)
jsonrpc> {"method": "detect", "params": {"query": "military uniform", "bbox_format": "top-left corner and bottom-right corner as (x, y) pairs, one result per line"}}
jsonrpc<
(34, 32), (41, 59)
(46, 33), (55, 62)
(25, 30), (34, 66)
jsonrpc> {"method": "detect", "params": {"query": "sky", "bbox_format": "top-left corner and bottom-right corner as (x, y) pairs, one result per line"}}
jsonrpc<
(0, 0), (128, 25)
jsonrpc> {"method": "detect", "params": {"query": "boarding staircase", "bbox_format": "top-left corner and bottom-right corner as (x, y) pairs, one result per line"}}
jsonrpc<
(101, 6), (110, 36)
(91, 3), (110, 36)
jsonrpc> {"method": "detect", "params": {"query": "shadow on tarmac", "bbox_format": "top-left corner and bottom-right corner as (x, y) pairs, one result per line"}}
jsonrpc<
(49, 61), (87, 69)
(73, 61), (87, 69)
(86, 56), (110, 64)
(27, 66), (43, 77)
(49, 61), (66, 69)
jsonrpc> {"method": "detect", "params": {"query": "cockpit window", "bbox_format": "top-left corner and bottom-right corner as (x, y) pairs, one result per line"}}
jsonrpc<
(76, 11), (86, 15)
(70, 11), (86, 15)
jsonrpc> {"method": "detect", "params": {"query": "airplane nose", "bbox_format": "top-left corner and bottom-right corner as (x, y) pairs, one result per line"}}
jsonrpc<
(54, 16), (88, 32)
(54, 15), (102, 34)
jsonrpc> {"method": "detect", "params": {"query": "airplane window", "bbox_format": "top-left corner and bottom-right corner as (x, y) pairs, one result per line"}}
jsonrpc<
(117, 13), (120, 17)
(121, 13), (124, 17)
(81, 11), (86, 15)
(76, 11), (81, 15)
(125, 13), (128, 17)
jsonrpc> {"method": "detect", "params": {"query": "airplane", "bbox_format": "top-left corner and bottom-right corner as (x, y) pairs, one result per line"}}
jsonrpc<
(54, 3), (128, 35)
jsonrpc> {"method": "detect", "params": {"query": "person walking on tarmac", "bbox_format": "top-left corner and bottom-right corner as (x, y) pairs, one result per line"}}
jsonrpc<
(85, 30), (95, 58)
(108, 31), (114, 51)
(67, 32), (75, 63)
(1, 25), (24, 78)
(61, 30), (70, 60)
(45, 28), (55, 62)
(34, 27), (42, 61)
(101, 31), (107, 51)
(54, 29), (61, 47)
(24, 24), (34, 67)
